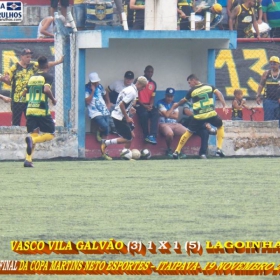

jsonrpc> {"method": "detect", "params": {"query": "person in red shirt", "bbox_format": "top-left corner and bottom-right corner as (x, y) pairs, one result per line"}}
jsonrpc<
(136, 65), (159, 144)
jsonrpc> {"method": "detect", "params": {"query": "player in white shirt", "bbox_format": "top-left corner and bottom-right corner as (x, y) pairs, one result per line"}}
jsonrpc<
(101, 76), (148, 157)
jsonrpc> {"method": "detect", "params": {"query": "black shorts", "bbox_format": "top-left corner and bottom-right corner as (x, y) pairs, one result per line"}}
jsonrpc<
(26, 115), (55, 134)
(187, 115), (223, 133)
(113, 118), (134, 140)
(50, 0), (69, 8)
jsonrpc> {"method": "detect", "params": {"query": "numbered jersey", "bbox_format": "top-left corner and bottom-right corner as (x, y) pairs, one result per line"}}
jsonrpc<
(26, 71), (53, 117)
(186, 83), (217, 120)
(111, 84), (138, 121)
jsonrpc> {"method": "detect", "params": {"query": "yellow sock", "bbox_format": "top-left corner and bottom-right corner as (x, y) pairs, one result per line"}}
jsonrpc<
(32, 133), (54, 144)
(175, 131), (193, 153)
(25, 133), (38, 162)
(25, 154), (32, 162)
(217, 126), (224, 149)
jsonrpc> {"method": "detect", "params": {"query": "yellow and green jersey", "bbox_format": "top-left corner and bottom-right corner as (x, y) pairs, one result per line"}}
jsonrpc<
(8, 61), (38, 103)
(186, 83), (217, 119)
(26, 72), (53, 117)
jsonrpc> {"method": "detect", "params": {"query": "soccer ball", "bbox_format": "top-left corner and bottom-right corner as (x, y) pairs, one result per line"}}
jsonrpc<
(131, 149), (141, 160)
(140, 149), (151, 159)
(120, 148), (132, 160)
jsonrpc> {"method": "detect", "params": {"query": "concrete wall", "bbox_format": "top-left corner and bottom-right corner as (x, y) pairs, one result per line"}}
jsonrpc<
(0, 127), (78, 160)
(1, 121), (278, 160)
(223, 120), (280, 156)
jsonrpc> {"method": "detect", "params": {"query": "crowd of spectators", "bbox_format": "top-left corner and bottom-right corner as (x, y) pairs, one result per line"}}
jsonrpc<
(71, 0), (280, 38)
(35, 0), (280, 38)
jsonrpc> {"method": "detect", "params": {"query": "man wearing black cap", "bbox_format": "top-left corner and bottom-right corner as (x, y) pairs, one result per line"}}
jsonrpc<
(157, 88), (188, 158)
(0, 48), (63, 126)
(106, 70), (135, 134)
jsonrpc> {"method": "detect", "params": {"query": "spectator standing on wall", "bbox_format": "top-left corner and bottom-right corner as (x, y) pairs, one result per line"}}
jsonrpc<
(254, 0), (263, 23)
(262, 0), (280, 37)
(172, 74), (228, 159)
(227, 0), (240, 19)
(50, 0), (69, 19)
(0, 49), (63, 126)
(229, 0), (260, 38)
(37, 15), (66, 38)
(124, 0), (134, 28)
(85, 72), (112, 160)
(130, 0), (145, 30)
(106, 70), (135, 134)
(256, 56), (280, 125)
(136, 65), (159, 145)
(177, 0), (195, 30)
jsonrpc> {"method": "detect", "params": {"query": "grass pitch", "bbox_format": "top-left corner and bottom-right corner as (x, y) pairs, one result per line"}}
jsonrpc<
(0, 158), (280, 279)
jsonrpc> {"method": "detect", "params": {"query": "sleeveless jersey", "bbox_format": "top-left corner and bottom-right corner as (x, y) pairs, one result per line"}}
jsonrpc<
(235, 4), (254, 38)
(264, 70), (280, 101)
(232, 99), (243, 119)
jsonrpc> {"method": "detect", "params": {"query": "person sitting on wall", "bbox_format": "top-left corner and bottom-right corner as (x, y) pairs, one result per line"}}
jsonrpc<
(157, 88), (188, 158)
(85, 72), (112, 160)
(37, 15), (66, 38)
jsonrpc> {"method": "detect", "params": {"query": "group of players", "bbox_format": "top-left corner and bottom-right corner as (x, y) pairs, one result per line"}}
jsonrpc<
(0, 49), (228, 166)
(86, 71), (228, 160)
(0, 49), (63, 168)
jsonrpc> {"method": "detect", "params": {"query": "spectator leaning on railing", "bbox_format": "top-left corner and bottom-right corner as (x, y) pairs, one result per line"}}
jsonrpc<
(229, 0), (260, 38)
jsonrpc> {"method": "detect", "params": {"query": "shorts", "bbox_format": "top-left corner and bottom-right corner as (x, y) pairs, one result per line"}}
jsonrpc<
(159, 123), (187, 137)
(50, 0), (69, 9)
(187, 115), (223, 133)
(113, 118), (134, 141)
(26, 115), (55, 134)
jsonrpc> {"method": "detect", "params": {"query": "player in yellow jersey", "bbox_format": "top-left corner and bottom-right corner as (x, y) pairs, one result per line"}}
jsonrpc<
(173, 74), (228, 159)
(23, 56), (57, 167)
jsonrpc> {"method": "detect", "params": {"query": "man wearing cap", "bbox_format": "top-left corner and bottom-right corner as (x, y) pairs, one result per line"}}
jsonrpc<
(257, 56), (280, 124)
(0, 49), (64, 126)
(195, 3), (224, 29)
(85, 72), (112, 160)
(106, 71), (135, 105)
(157, 88), (188, 158)
(106, 71), (135, 134)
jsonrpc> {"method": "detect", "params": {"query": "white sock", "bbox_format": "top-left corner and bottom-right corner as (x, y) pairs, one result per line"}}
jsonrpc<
(105, 139), (118, 146)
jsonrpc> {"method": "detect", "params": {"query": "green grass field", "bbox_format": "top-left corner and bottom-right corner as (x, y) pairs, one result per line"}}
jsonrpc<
(0, 158), (280, 279)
